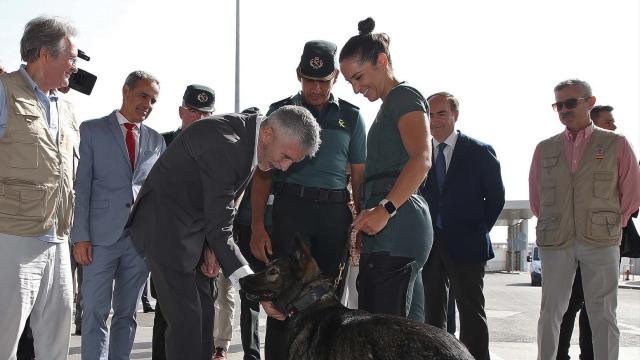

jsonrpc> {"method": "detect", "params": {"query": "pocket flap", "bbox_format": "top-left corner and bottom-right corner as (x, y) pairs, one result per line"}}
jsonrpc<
(10, 131), (37, 144)
(593, 171), (614, 182)
(542, 156), (559, 168)
(13, 97), (41, 117)
(537, 217), (560, 230)
(591, 212), (620, 225)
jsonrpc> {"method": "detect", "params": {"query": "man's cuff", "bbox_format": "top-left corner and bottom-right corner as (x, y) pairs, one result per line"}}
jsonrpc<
(228, 265), (254, 289)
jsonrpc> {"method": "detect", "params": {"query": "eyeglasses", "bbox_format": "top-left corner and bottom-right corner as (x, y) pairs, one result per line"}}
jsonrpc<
(551, 97), (587, 112)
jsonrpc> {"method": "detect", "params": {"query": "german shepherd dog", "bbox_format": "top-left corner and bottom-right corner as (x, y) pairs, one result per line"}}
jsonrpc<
(239, 235), (474, 360)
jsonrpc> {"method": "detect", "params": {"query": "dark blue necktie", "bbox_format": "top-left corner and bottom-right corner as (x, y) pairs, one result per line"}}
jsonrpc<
(435, 142), (447, 228)
(435, 142), (447, 193)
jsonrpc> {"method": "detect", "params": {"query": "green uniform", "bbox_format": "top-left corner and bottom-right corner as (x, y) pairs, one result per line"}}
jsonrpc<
(362, 83), (431, 258)
(268, 93), (367, 189)
(358, 82), (432, 322)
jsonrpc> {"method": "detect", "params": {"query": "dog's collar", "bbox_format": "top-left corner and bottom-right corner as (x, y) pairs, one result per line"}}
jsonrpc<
(284, 282), (333, 317)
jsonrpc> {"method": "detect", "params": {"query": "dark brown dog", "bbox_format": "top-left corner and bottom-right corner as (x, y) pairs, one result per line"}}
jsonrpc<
(240, 235), (474, 360)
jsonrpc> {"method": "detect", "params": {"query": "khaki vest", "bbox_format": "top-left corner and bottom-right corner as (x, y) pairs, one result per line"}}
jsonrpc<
(536, 127), (621, 248)
(0, 70), (79, 238)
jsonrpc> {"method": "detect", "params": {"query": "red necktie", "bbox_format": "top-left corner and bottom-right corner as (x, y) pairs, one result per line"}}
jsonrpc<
(123, 123), (137, 170)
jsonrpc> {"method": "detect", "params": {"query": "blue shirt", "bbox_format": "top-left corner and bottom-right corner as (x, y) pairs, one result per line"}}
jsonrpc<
(0, 65), (63, 243)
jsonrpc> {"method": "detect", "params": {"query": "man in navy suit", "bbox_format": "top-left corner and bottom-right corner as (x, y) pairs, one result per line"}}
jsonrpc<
(420, 92), (505, 360)
(71, 71), (166, 360)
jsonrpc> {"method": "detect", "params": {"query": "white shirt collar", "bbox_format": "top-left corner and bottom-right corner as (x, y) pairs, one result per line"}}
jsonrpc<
(433, 130), (458, 149)
(116, 110), (138, 128)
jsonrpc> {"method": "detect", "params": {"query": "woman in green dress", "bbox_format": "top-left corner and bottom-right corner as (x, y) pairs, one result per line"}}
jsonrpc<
(339, 17), (433, 321)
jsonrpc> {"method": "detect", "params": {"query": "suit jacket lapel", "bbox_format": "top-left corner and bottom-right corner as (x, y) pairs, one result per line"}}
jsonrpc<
(135, 124), (150, 173)
(107, 111), (133, 172)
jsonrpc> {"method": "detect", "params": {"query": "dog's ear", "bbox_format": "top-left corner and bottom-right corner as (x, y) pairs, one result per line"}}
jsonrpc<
(292, 233), (312, 264)
(291, 233), (320, 279)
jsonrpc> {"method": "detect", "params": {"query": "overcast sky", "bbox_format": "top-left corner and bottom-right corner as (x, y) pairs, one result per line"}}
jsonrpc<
(1, 0), (638, 240)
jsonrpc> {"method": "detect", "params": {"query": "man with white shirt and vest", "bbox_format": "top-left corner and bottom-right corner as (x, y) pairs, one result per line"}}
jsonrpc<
(529, 79), (640, 360)
(0, 16), (80, 360)
(71, 70), (166, 360)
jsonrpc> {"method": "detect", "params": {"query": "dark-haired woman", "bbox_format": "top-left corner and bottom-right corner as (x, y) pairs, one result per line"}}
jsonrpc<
(339, 17), (433, 321)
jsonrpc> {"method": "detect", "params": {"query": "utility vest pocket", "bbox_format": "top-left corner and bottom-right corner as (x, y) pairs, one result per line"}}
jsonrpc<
(0, 178), (46, 220)
(586, 209), (621, 241)
(536, 215), (562, 247)
(593, 171), (615, 199)
(7, 131), (39, 169)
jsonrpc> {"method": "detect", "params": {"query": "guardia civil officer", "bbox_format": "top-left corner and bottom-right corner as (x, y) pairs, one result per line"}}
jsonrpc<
(250, 40), (367, 360)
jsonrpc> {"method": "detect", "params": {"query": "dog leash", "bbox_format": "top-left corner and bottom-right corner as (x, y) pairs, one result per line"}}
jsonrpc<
(333, 225), (355, 290)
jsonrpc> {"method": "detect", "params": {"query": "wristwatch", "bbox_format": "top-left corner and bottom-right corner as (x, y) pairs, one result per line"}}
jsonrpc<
(378, 199), (397, 217)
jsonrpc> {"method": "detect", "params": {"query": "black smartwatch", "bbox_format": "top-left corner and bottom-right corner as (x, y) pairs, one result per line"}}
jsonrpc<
(378, 199), (397, 217)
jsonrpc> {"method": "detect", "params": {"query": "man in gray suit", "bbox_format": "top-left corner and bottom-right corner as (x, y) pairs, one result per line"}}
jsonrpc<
(72, 71), (166, 360)
(128, 105), (320, 360)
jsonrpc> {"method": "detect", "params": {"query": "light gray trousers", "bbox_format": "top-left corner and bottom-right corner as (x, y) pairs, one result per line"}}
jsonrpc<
(0, 235), (73, 360)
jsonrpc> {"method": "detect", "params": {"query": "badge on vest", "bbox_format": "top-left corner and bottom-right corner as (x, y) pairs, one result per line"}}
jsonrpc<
(595, 145), (604, 160)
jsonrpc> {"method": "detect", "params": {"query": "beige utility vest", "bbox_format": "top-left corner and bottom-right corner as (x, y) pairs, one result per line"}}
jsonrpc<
(0, 70), (79, 238)
(536, 127), (621, 248)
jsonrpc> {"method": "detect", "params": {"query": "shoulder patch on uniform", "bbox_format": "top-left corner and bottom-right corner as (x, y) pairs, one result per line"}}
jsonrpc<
(338, 98), (360, 111)
(269, 96), (295, 110)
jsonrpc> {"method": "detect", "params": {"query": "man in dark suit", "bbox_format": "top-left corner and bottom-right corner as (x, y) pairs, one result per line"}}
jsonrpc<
(152, 84), (215, 360)
(420, 92), (505, 360)
(127, 105), (321, 360)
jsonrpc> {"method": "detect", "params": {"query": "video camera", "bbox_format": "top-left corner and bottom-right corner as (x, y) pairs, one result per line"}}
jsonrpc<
(69, 49), (97, 95)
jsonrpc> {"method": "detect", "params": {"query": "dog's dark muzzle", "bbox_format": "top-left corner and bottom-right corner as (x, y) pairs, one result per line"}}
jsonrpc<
(239, 276), (277, 302)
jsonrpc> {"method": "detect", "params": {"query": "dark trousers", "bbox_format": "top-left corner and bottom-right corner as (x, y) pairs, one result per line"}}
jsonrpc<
(16, 318), (34, 360)
(235, 222), (267, 360)
(264, 192), (352, 360)
(557, 267), (594, 360)
(357, 252), (418, 317)
(423, 230), (490, 360)
(148, 259), (215, 360)
(141, 280), (152, 309)
(151, 292), (168, 360)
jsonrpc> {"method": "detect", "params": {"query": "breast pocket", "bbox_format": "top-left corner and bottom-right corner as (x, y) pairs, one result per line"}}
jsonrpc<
(9, 131), (39, 169)
(137, 150), (160, 173)
(593, 172), (615, 199)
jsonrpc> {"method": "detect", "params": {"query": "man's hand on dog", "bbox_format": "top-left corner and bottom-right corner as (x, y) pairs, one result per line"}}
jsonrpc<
(200, 247), (220, 278)
(261, 301), (286, 321)
(250, 225), (273, 263)
(353, 205), (391, 235)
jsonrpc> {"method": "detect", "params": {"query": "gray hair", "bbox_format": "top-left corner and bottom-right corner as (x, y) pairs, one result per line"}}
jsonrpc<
(20, 16), (78, 63)
(124, 70), (160, 89)
(554, 79), (592, 98)
(263, 105), (321, 157)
